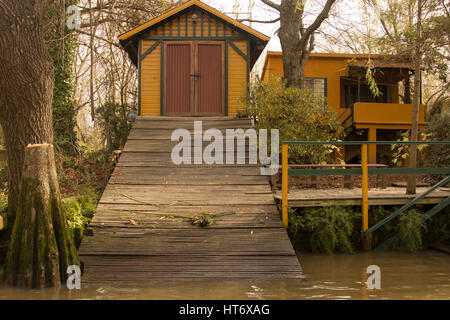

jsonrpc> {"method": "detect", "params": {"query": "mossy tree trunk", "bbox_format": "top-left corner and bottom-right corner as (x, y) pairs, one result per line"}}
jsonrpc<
(3, 144), (80, 288)
(0, 0), (55, 225)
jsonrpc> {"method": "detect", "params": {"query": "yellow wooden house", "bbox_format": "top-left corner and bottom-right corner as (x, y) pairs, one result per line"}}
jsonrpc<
(262, 51), (426, 164)
(119, 0), (269, 117)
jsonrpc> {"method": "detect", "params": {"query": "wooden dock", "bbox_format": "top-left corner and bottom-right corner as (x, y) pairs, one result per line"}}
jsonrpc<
(79, 117), (303, 284)
(274, 187), (450, 208)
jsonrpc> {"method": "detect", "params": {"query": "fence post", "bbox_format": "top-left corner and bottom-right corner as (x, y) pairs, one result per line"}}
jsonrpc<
(361, 144), (372, 250)
(282, 144), (288, 228)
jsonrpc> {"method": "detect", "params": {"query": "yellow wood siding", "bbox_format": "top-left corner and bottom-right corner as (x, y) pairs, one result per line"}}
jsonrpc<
(228, 40), (248, 117)
(141, 40), (161, 116)
(137, 9), (253, 117)
(262, 53), (424, 129)
(139, 10), (241, 41)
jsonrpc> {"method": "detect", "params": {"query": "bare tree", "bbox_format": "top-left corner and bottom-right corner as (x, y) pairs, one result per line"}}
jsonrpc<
(247, 0), (338, 88)
(74, 0), (172, 129)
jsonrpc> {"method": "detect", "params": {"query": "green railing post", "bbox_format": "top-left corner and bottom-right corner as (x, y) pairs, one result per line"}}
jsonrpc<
(282, 144), (288, 228)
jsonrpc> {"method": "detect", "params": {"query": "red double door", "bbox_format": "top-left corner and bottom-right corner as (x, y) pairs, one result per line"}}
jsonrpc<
(164, 41), (224, 116)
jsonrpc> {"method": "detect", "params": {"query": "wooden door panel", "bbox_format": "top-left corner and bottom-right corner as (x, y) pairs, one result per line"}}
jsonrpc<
(197, 43), (223, 115)
(165, 43), (192, 115)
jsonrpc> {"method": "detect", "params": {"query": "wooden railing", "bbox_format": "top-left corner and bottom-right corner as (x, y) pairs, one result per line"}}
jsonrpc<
(281, 141), (450, 250)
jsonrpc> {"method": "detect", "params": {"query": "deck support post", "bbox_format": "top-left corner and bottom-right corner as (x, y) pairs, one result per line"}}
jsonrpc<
(282, 144), (288, 228)
(361, 144), (372, 250)
(368, 128), (377, 164)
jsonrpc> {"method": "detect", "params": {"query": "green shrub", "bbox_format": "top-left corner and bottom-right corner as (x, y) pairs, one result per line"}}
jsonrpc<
(423, 207), (450, 246)
(288, 206), (355, 254)
(63, 198), (88, 248)
(75, 184), (101, 219)
(62, 184), (101, 247)
(0, 165), (7, 191)
(96, 102), (132, 152)
(288, 205), (447, 254)
(0, 189), (7, 214)
(241, 76), (343, 164)
(368, 206), (398, 247)
(395, 209), (426, 252)
(424, 110), (450, 176)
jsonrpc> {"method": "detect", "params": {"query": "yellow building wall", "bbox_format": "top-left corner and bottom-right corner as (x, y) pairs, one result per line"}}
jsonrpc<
(262, 53), (424, 140)
(228, 40), (248, 117)
(140, 40), (161, 117)
(263, 54), (348, 115)
(262, 54), (404, 116)
(353, 103), (426, 128)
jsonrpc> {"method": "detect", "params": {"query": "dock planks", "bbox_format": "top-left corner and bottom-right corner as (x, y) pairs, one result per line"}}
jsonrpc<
(79, 117), (303, 284)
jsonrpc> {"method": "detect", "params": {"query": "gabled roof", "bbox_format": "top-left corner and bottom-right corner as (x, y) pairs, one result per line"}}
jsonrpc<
(118, 0), (270, 41)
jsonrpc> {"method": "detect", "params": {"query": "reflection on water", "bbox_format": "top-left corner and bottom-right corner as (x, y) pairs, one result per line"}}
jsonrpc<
(0, 251), (449, 300)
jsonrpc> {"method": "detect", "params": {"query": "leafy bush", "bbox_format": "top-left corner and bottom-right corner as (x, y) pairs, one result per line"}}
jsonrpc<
(367, 206), (429, 252)
(62, 184), (101, 247)
(424, 110), (450, 172)
(395, 209), (426, 252)
(288, 205), (447, 254)
(391, 131), (429, 167)
(96, 102), (132, 152)
(0, 165), (7, 190)
(74, 184), (100, 219)
(241, 76), (343, 164)
(0, 189), (7, 215)
(288, 206), (355, 254)
(63, 199), (88, 232)
(367, 206), (397, 247)
(423, 207), (449, 246)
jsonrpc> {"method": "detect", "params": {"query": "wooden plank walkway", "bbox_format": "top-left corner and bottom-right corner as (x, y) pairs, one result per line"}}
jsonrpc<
(79, 117), (303, 284)
(274, 187), (450, 207)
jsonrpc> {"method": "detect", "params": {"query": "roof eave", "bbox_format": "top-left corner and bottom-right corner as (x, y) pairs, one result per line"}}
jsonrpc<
(118, 0), (270, 42)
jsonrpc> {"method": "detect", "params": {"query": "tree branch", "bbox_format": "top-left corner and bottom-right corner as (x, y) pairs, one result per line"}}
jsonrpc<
(260, 0), (281, 11)
(238, 17), (280, 23)
(301, 0), (337, 44)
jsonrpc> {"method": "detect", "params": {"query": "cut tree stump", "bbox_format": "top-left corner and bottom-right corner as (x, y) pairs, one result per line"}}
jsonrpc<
(2, 144), (80, 288)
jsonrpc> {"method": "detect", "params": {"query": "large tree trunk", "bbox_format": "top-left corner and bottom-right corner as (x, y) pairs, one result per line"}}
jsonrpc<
(0, 1), (55, 224)
(406, 0), (423, 195)
(261, 0), (336, 88)
(278, 1), (304, 88)
(0, 1), (80, 288)
(3, 144), (80, 288)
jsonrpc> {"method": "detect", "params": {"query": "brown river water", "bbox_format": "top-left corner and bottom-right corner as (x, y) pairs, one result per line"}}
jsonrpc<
(0, 250), (449, 300)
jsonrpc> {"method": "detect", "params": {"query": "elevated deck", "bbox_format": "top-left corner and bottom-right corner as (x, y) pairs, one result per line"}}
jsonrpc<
(79, 117), (303, 284)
